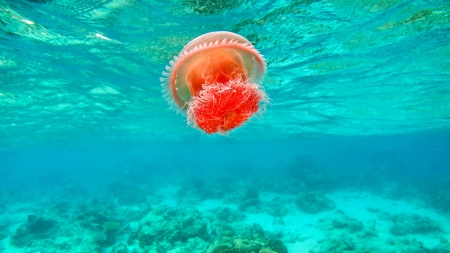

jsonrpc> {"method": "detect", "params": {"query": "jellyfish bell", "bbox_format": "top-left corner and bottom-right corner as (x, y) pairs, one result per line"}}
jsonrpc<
(166, 31), (266, 106)
(161, 31), (267, 134)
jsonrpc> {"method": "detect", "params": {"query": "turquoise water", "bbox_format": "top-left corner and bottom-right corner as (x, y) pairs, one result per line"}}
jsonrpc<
(1, 0), (450, 253)
(1, 0), (449, 142)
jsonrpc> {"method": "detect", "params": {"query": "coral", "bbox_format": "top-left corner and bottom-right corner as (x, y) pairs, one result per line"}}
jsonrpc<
(10, 215), (57, 247)
(98, 221), (123, 247)
(237, 188), (261, 212)
(309, 234), (357, 253)
(421, 178), (450, 214)
(295, 191), (335, 214)
(390, 213), (442, 236)
(239, 223), (265, 240)
(208, 223), (237, 238)
(316, 211), (376, 244)
(266, 239), (288, 253)
(233, 237), (263, 252)
(75, 205), (110, 230)
(211, 245), (246, 253)
(331, 212), (363, 233)
(207, 223), (288, 253)
(26, 214), (56, 234)
(137, 206), (208, 248)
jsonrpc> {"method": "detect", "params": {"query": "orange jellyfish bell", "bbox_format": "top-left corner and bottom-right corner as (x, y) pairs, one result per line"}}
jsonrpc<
(161, 31), (267, 134)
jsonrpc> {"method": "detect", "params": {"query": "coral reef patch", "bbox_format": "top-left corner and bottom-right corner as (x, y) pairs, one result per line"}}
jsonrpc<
(295, 191), (336, 214)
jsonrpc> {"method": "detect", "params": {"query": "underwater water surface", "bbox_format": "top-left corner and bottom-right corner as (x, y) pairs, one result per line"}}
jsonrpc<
(1, 0), (450, 253)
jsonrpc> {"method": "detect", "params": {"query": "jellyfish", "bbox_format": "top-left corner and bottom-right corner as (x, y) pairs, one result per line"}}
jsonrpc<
(161, 31), (267, 134)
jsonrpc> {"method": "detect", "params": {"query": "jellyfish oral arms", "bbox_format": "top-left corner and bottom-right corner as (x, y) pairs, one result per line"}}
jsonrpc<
(161, 31), (267, 134)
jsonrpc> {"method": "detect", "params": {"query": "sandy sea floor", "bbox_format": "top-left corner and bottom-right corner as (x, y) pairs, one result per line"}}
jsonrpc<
(1, 182), (449, 253)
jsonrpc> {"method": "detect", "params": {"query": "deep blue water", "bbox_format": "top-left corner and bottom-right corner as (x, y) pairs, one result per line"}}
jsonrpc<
(2, 134), (450, 191)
